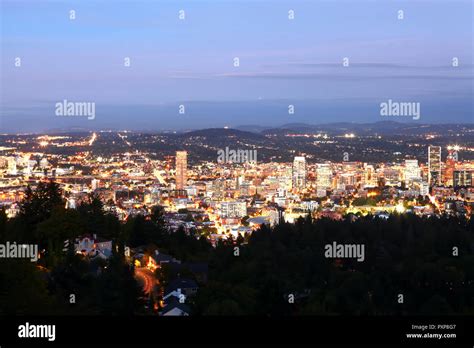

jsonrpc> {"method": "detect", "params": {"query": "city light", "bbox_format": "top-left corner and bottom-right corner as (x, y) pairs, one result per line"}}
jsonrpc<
(395, 203), (406, 214)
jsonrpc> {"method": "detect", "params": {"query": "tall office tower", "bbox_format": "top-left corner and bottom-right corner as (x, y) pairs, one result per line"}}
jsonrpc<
(316, 163), (333, 189)
(445, 146), (458, 186)
(404, 159), (420, 184)
(428, 146), (442, 186)
(292, 156), (307, 190)
(453, 169), (473, 187)
(175, 151), (187, 190)
(363, 164), (377, 188)
(7, 157), (17, 175)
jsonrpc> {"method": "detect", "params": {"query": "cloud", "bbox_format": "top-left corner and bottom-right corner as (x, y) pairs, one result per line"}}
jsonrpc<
(217, 71), (474, 80)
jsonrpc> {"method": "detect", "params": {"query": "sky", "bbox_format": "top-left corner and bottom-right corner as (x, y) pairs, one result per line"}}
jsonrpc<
(0, 0), (473, 132)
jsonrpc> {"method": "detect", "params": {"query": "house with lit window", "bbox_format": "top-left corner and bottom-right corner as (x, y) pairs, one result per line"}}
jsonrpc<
(160, 299), (191, 316)
(163, 278), (199, 303)
(74, 234), (113, 259)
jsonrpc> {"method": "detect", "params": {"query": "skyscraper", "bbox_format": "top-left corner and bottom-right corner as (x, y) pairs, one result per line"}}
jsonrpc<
(445, 145), (458, 186)
(292, 156), (306, 190)
(404, 159), (420, 184)
(428, 146), (442, 186)
(363, 163), (377, 188)
(175, 151), (187, 190)
(316, 163), (332, 189)
(453, 169), (473, 187)
(7, 157), (17, 175)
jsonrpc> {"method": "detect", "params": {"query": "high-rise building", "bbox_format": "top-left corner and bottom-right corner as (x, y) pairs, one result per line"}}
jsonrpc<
(292, 156), (306, 190)
(175, 151), (187, 190)
(316, 163), (332, 189)
(337, 172), (356, 190)
(219, 201), (247, 218)
(444, 146), (458, 186)
(413, 180), (430, 196)
(382, 168), (401, 186)
(428, 146), (442, 186)
(453, 169), (473, 187)
(91, 179), (100, 191)
(7, 157), (17, 175)
(404, 159), (420, 184)
(363, 164), (377, 188)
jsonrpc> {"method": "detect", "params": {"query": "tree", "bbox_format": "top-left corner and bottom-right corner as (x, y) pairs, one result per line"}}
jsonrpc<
(0, 259), (57, 315)
(0, 208), (7, 243)
(36, 207), (84, 267)
(95, 255), (144, 315)
(19, 181), (65, 227)
(78, 193), (105, 237)
(150, 205), (165, 226)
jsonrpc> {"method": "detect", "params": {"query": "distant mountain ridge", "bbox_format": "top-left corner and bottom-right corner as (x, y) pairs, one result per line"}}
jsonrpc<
(30, 120), (474, 136)
(235, 121), (472, 136)
(180, 128), (265, 140)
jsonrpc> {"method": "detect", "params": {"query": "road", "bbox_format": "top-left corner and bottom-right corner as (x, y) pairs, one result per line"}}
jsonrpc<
(135, 267), (156, 296)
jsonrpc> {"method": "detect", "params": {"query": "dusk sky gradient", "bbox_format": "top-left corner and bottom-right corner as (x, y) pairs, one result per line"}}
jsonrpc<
(1, 0), (473, 132)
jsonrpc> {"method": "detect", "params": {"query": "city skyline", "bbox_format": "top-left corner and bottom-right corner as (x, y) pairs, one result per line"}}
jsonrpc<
(1, 1), (473, 343)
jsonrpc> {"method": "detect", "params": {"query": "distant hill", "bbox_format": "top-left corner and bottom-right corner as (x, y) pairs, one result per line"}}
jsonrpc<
(234, 125), (271, 133)
(181, 128), (266, 141)
(259, 121), (472, 136)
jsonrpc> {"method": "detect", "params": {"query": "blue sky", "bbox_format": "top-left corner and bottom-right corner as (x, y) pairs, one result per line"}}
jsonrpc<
(1, 0), (473, 132)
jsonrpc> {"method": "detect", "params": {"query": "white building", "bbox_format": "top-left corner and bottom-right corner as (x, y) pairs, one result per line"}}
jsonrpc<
(74, 234), (113, 259)
(316, 163), (332, 189)
(363, 164), (377, 188)
(404, 159), (420, 185)
(219, 201), (247, 218)
(7, 157), (17, 175)
(292, 156), (306, 190)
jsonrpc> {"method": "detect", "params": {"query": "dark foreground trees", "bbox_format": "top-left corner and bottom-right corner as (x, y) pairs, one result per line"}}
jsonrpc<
(192, 215), (474, 315)
(1, 181), (473, 315)
(0, 182), (143, 315)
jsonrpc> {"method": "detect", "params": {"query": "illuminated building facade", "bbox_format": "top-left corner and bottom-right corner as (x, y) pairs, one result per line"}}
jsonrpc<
(292, 156), (306, 190)
(428, 146), (442, 186)
(316, 163), (332, 189)
(404, 159), (420, 185)
(176, 151), (187, 190)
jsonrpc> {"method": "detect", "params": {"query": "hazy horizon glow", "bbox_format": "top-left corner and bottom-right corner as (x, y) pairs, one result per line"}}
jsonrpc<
(1, 0), (473, 132)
